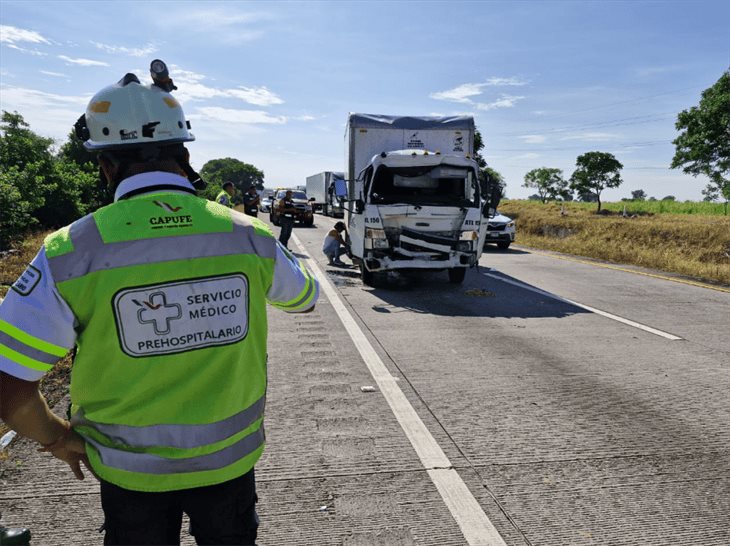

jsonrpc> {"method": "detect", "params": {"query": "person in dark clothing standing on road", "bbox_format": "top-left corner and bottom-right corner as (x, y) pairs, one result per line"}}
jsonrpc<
(243, 186), (260, 217)
(277, 190), (297, 249)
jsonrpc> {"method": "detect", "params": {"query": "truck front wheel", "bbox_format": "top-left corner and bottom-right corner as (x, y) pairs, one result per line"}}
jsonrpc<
(360, 263), (375, 287)
(448, 267), (466, 284)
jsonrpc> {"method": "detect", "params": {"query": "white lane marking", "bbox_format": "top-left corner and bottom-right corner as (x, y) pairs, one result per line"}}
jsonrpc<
(483, 271), (683, 341)
(292, 233), (507, 546)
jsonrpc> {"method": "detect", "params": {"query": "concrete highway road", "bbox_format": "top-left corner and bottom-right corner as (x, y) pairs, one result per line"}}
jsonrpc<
(1, 212), (727, 545)
(260, 212), (729, 545)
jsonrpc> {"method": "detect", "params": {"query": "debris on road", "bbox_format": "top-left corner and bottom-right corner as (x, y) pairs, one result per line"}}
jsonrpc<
(0, 430), (17, 450)
(360, 386), (376, 392)
(464, 288), (495, 297)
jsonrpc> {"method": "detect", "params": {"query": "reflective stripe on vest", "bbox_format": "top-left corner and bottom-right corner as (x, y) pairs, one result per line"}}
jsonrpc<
(85, 425), (265, 474)
(72, 395), (265, 449)
(47, 214), (276, 282)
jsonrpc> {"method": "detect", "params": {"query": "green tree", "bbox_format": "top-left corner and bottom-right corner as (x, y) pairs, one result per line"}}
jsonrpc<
(631, 189), (647, 200)
(473, 129), (487, 169)
(56, 129), (111, 209)
(671, 70), (730, 203)
(200, 158), (264, 201)
(569, 151), (623, 212)
(701, 184), (720, 202)
(523, 167), (570, 203)
(661, 195), (676, 201)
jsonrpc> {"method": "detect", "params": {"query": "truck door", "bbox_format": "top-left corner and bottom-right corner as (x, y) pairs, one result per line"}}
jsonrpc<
(347, 166), (371, 260)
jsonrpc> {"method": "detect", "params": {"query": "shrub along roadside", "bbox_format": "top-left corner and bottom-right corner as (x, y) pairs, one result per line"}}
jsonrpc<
(499, 201), (730, 285)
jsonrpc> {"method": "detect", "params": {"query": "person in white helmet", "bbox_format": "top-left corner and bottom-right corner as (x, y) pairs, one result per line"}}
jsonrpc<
(0, 60), (318, 546)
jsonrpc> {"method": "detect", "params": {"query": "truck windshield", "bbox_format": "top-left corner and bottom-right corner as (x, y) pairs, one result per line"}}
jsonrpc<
(369, 165), (477, 206)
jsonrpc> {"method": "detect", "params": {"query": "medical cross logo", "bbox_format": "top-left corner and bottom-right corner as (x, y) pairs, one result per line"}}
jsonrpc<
(133, 292), (182, 335)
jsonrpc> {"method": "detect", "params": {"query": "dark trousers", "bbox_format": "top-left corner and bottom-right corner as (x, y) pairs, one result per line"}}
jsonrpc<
(244, 209), (258, 218)
(100, 470), (258, 545)
(278, 217), (294, 248)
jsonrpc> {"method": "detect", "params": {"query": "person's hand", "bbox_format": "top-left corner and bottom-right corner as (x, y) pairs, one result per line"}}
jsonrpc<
(38, 427), (93, 480)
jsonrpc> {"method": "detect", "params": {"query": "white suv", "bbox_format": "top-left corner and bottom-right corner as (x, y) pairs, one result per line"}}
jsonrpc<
(484, 212), (516, 249)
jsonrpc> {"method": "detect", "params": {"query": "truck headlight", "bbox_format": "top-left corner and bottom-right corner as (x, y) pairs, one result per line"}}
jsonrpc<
(372, 239), (389, 249)
(507, 221), (515, 228)
(460, 230), (478, 241)
(456, 241), (472, 252)
(365, 228), (386, 239)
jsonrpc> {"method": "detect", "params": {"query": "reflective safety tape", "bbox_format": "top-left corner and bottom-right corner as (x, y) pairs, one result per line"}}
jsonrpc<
(0, 331), (64, 365)
(72, 395), (266, 449)
(272, 273), (315, 311)
(86, 425), (265, 474)
(0, 344), (55, 373)
(47, 217), (276, 282)
(0, 319), (68, 357)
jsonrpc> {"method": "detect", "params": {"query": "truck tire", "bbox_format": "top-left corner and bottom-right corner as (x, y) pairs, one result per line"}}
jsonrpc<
(360, 263), (375, 287)
(448, 267), (466, 284)
(322, 204), (328, 217)
(497, 241), (511, 250)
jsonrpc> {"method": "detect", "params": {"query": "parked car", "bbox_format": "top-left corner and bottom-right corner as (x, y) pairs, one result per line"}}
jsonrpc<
(484, 212), (515, 249)
(269, 188), (314, 226)
(259, 196), (273, 213)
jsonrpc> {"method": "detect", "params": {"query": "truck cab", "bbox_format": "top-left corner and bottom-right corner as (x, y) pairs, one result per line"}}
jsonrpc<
(349, 150), (488, 283)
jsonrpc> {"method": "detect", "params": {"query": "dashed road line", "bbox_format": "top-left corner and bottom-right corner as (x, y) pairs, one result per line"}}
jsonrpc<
(483, 271), (683, 340)
(292, 232), (508, 546)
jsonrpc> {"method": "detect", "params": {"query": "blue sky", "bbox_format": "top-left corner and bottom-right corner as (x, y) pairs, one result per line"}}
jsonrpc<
(1, 0), (728, 201)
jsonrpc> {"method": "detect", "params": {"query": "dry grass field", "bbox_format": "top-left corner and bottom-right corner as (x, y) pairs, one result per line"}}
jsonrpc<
(499, 200), (730, 285)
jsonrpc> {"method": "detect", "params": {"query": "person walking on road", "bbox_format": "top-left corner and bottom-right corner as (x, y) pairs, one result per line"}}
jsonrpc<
(277, 190), (297, 249)
(322, 221), (350, 266)
(216, 181), (235, 208)
(243, 185), (260, 217)
(0, 61), (319, 546)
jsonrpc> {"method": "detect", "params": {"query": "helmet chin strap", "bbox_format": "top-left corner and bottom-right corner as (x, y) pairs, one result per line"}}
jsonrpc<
(179, 160), (206, 191)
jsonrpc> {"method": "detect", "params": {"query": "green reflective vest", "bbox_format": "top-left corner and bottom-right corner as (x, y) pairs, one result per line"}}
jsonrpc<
(216, 190), (233, 208)
(45, 191), (274, 492)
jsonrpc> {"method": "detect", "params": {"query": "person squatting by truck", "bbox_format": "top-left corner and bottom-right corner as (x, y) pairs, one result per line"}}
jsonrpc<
(322, 221), (351, 266)
(0, 60), (319, 546)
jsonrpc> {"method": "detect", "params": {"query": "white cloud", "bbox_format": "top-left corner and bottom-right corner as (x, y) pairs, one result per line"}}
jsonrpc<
(0, 85), (91, 141)
(0, 25), (50, 45)
(6, 44), (47, 56)
(58, 55), (109, 67)
(431, 78), (528, 107)
(292, 115), (316, 122)
(226, 87), (284, 106)
(430, 83), (487, 103)
(91, 41), (158, 57)
(40, 70), (67, 77)
(520, 134), (546, 144)
(475, 94), (525, 110)
(159, 9), (271, 42)
(485, 77), (528, 86)
(169, 66), (284, 106)
(193, 107), (287, 125)
(559, 132), (619, 141)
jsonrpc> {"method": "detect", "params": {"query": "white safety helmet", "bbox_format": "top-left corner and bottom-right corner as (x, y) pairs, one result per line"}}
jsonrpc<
(79, 73), (194, 151)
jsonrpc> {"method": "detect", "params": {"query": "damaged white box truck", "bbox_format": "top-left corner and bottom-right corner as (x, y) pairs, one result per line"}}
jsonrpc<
(344, 113), (500, 285)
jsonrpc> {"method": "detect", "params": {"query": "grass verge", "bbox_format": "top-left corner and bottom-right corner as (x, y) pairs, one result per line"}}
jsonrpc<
(499, 201), (730, 285)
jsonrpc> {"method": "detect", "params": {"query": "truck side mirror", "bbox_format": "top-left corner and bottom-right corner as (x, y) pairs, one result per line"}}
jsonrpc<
(355, 199), (365, 214)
